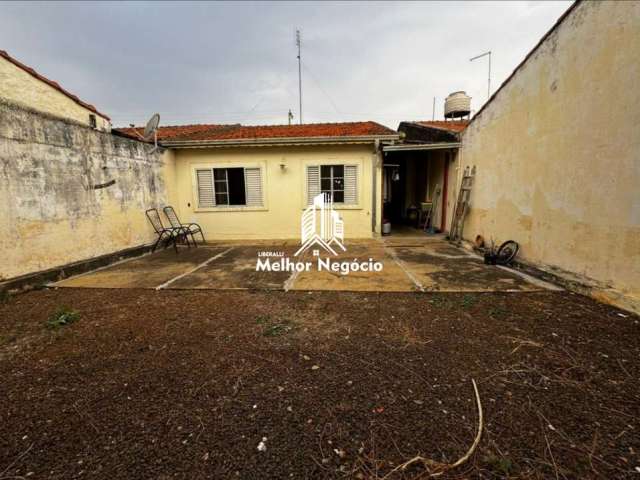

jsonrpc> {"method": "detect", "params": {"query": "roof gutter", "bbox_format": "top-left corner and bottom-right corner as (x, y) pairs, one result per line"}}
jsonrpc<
(161, 134), (400, 149)
(383, 142), (461, 152)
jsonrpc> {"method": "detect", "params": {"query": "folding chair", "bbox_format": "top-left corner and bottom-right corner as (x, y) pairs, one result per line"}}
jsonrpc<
(146, 208), (190, 253)
(163, 206), (205, 245)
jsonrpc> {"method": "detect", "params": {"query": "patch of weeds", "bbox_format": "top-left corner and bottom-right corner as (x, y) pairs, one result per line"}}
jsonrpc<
(0, 334), (18, 345)
(46, 306), (80, 329)
(256, 314), (295, 337)
(483, 455), (515, 476)
(461, 294), (477, 308)
(263, 322), (294, 337)
(489, 306), (509, 319)
(428, 296), (449, 307)
(0, 289), (11, 304)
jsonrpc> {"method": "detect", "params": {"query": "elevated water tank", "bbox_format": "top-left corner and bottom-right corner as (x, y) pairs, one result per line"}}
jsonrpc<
(444, 91), (471, 119)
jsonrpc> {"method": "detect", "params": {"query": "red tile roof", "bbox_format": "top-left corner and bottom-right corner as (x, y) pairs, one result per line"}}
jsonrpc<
(414, 120), (469, 133)
(116, 123), (239, 141)
(0, 50), (110, 121)
(116, 121), (397, 143)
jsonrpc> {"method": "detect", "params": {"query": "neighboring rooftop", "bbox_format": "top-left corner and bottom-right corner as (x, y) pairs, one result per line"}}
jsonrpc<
(413, 120), (469, 133)
(0, 49), (110, 121)
(115, 121), (398, 145)
(395, 120), (467, 146)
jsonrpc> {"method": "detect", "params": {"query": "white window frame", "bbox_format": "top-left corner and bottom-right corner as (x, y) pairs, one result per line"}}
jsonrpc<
(192, 163), (267, 212)
(303, 160), (362, 210)
(213, 168), (231, 205)
(320, 165), (345, 204)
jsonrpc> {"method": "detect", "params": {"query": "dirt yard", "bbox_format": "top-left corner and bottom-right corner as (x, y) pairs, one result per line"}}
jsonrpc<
(1, 289), (638, 479)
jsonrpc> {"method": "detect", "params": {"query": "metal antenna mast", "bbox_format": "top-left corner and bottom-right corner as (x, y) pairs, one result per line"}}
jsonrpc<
(470, 50), (492, 100)
(296, 29), (303, 124)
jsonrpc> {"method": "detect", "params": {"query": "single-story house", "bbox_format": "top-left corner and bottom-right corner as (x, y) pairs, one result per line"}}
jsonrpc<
(117, 122), (401, 240)
(115, 119), (472, 241)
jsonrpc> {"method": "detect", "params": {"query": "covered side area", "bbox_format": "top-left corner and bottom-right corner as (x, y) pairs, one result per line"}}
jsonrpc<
(380, 120), (467, 237)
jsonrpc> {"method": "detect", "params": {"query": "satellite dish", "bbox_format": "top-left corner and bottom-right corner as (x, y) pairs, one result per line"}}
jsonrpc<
(143, 113), (160, 140)
(133, 113), (160, 153)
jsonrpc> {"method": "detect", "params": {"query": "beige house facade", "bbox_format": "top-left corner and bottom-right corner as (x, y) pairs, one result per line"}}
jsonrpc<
(168, 144), (378, 240)
(135, 123), (401, 240)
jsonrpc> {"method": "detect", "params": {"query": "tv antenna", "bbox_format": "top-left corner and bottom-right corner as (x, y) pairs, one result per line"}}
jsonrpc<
(288, 109), (294, 125)
(470, 50), (492, 100)
(296, 29), (303, 124)
(132, 113), (160, 153)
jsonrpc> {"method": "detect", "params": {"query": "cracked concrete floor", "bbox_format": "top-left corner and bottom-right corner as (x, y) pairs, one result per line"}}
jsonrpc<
(51, 237), (559, 293)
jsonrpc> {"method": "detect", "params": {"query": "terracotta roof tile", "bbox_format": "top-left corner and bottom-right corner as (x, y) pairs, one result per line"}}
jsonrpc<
(116, 123), (239, 141)
(414, 120), (469, 133)
(0, 50), (110, 121)
(116, 121), (397, 143)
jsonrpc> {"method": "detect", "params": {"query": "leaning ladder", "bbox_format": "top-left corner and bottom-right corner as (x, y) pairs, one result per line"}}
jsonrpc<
(450, 166), (475, 243)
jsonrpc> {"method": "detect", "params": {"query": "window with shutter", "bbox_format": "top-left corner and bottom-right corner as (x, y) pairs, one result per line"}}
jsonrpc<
(196, 169), (215, 207)
(306, 165), (320, 205)
(196, 167), (263, 208)
(244, 167), (263, 206)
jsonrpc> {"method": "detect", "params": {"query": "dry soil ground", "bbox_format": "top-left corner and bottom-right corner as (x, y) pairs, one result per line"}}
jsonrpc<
(1, 289), (639, 479)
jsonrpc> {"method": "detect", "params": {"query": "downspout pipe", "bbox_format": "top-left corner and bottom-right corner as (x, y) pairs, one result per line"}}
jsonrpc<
(372, 139), (380, 234)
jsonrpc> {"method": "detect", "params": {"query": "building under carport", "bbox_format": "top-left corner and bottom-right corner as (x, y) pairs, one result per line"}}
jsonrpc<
(381, 120), (467, 237)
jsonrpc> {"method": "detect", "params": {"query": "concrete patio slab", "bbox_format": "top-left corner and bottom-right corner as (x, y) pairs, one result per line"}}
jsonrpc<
(167, 245), (298, 290)
(53, 246), (227, 289)
(388, 244), (539, 292)
(290, 242), (416, 292)
(50, 238), (559, 293)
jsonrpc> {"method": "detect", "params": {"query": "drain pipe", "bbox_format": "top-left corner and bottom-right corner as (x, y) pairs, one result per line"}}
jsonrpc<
(372, 139), (380, 234)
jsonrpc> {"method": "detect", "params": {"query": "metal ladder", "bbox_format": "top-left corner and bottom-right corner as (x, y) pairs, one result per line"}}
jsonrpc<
(450, 166), (475, 243)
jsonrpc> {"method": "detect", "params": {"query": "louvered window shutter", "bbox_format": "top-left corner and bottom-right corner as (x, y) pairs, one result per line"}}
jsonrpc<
(344, 165), (358, 205)
(196, 169), (216, 207)
(244, 167), (263, 206)
(306, 165), (320, 205)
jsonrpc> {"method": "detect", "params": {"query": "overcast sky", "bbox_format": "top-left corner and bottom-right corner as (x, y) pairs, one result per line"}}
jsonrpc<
(1, 1), (571, 128)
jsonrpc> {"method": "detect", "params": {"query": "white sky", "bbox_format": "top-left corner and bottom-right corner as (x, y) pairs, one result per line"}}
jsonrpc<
(1, 1), (572, 129)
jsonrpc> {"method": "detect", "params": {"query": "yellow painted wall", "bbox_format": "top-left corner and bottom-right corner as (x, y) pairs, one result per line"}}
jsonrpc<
(459, 1), (640, 310)
(444, 150), (461, 235)
(172, 144), (379, 240)
(426, 151), (445, 229)
(0, 55), (111, 131)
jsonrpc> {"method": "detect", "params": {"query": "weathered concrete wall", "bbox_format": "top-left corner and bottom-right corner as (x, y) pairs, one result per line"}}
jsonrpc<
(0, 100), (169, 281)
(459, 1), (640, 311)
(0, 55), (111, 132)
